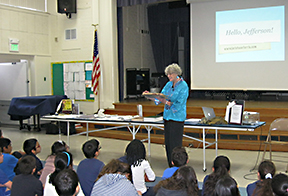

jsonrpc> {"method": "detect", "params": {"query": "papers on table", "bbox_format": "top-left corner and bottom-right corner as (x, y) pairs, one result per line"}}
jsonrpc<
(94, 115), (134, 121)
(185, 119), (201, 124)
(143, 117), (163, 122)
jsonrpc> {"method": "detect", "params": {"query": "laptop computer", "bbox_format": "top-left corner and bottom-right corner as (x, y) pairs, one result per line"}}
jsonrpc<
(202, 107), (216, 120)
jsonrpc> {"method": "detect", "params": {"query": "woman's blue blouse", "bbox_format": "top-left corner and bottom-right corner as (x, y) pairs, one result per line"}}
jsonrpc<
(155, 78), (189, 122)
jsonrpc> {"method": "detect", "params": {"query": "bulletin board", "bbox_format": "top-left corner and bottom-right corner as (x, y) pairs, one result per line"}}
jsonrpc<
(51, 61), (94, 100)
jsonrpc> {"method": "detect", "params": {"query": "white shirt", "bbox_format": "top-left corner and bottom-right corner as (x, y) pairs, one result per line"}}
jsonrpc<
(131, 159), (155, 194)
(44, 173), (85, 196)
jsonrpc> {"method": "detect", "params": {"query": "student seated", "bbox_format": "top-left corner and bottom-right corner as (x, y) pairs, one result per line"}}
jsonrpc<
(214, 175), (240, 196)
(154, 165), (200, 196)
(126, 139), (155, 196)
(54, 169), (80, 196)
(271, 173), (288, 196)
(39, 140), (69, 186)
(0, 148), (12, 196)
(162, 146), (188, 180)
(90, 159), (139, 196)
(0, 138), (18, 180)
(202, 155), (231, 196)
(77, 139), (104, 196)
(44, 152), (84, 196)
(246, 160), (275, 196)
(15, 138), (43, 179)
(10, 155), (43, 196)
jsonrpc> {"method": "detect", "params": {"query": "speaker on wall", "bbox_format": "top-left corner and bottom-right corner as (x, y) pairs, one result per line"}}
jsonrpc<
(57, 0), (77, 14)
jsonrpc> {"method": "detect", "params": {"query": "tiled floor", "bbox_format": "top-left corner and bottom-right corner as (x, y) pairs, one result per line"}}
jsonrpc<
(2, 125), (288, 195)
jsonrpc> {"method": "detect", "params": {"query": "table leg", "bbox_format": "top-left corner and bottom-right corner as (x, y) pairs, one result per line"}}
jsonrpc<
(145, 125), (152, 157)
(203, 128), (206, 172)
(215, 129), (218, 156)
(58, 121), (61, 140)
(37, 114), (41, 131)
(67, 121), (70, 146)
(130, 125), (136, 139)
(86, 122), (89, 140)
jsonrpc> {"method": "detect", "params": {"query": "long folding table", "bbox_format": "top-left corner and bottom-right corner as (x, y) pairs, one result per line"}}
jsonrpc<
(41, 114), (265, 171)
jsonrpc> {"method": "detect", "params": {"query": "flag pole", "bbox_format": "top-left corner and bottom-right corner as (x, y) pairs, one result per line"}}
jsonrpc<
(92, 24), (101, 112)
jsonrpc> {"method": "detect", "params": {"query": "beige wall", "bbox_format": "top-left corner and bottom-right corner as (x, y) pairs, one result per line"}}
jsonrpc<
(0, 1), (119, 114)
(0, 1), (157, 114)
(48, 0), (119, 113)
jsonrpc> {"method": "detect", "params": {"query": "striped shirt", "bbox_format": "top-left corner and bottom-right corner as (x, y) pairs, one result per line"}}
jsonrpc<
(91, 173), (139, 196)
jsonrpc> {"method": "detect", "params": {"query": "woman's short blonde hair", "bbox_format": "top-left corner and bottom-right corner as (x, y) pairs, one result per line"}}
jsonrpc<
(165, 63), (182, 76)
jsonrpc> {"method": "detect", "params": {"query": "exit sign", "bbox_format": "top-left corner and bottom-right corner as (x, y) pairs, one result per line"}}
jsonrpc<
(9, 38), (19, 52)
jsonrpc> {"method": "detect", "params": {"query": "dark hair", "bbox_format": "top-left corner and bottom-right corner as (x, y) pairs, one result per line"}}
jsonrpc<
(154, 165), (199, 195)
(203, 155), (231, 196)
(0, 138), (11, 152)
(51, 140), (67, 155)
(171, 146), (188, 167)
(23, 138), (37, 155)
(54, 169), (79, 196)
(18, 155), (36, 175)
(50, 152), (73, 185)
(214, 175), (240, 196)
(125, 139), (146, 167)
(97, 159), (131, 181)
(272, 173), (288, 196)
(252, 160), (275, 196)
(0, 130), (2, 137)
(82, 139), (100, 158)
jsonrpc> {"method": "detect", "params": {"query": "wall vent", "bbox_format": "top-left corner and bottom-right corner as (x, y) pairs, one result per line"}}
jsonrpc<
(65, 29), (77, 40)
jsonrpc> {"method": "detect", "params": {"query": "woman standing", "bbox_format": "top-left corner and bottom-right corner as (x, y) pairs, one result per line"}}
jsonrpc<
(145, 63), (189, 167)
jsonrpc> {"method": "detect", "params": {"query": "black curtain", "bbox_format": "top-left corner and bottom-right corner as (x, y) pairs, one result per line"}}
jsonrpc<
(117, 7), (124, 101)
(147, 2), (190, 86)
(117, 0), (190, 100)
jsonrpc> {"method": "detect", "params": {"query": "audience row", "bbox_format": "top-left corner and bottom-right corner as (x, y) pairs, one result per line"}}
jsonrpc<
(1, 128), (288, 196)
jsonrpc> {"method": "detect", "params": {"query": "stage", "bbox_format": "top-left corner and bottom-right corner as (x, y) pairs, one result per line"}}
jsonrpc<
(76, 98), (288, 152)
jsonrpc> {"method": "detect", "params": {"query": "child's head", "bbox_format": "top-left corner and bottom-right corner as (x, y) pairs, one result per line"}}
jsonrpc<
(258, 160), (276, 180)
(82, 139), (101, 159)
(154, 165), (199, 195)
(18, 155), (36, 175)
(203, 155), (231, 196)
(175, 165), (199, 193)
(51, 140), (68, 155)
(55, 152), (73, 170)
(125, 139), (146, 166)
(0, 138), (12, 153)
(272, 173), (288, 196)
(213, 155), (230, 173)
(54, 169), (79, 196)
(171, 146), (188, 167)
(23, 138), (41, 155)
(50, 151), (74, 185)
(214, 175), (240, 196)
(97, 159), (131, 181)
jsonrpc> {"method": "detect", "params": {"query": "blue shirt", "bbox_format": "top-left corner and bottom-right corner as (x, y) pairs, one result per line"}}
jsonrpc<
(77, 158), (105, 196)
(0, 153), (18, 181)
(0, 169), (9, 196)
(201, 175), (209, 195)
(246, 180), (259, 196)
(156, 77), (189, 122)
(162, 166), (179, 180)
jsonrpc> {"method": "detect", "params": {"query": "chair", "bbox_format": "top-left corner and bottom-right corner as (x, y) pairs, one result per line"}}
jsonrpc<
(262, 118), (288, 172)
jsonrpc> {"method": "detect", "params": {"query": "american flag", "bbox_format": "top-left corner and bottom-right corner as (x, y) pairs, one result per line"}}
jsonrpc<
(92, 30), (100, 95)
